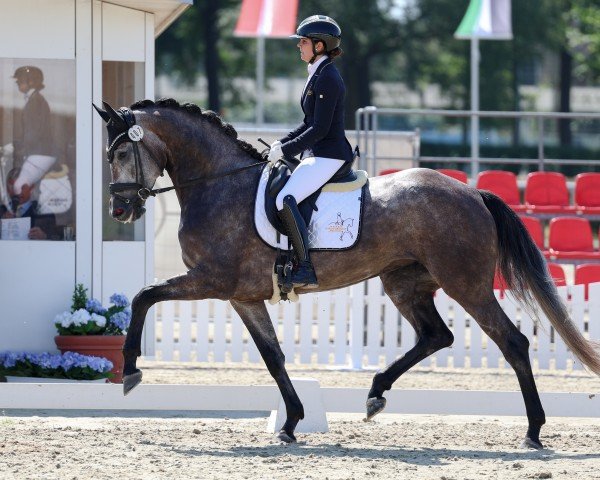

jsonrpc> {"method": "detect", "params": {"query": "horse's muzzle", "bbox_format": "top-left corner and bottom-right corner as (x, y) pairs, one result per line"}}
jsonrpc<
(110, 196), (146, 223)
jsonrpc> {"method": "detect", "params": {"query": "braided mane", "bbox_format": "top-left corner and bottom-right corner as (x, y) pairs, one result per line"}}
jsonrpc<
(130, 98), (263, 161)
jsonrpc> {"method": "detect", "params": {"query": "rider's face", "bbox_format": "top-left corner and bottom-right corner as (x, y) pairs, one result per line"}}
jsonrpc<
(297, 37), (323, 63)
(15, 78), (29, 94)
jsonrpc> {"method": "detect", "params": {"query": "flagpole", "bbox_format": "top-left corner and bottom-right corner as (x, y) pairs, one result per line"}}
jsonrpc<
(471, 37), (480, 177)
(256, 35), (265, 127)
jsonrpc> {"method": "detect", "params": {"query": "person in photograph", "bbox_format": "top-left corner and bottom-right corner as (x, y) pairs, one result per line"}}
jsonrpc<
(11, 66), (56, 195)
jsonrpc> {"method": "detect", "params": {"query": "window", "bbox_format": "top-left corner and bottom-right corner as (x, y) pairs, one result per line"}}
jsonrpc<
(102, 61), (145, 241)
(0, 58), (75, 241)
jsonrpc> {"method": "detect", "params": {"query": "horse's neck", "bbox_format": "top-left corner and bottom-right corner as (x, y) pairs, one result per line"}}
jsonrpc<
(164, 145), (257, 208)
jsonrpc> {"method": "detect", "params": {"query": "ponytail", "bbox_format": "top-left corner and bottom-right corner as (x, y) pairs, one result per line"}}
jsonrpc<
(328, 47), (343, 59)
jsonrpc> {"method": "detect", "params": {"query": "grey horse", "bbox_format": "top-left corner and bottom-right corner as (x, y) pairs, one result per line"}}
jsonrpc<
(94, 99), (600, 448)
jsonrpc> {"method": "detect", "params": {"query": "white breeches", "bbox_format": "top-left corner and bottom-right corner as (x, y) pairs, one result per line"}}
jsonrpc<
(276, 156), (345, 211)
(13, 154), (56, 194)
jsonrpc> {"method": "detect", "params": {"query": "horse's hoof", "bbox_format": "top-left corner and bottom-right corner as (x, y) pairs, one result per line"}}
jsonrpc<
(520, 437), (544, 450)
(122, 370), (143, 396)
(276, 430), (296, 443)
(365, 397), (386, 421)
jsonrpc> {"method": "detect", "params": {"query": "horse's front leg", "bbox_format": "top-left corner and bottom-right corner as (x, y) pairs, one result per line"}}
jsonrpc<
(123, 270), (211, 395)
(230, 299), (304, 443)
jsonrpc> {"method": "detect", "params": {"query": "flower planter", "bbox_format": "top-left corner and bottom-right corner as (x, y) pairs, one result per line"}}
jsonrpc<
(5, 376), (107, 383)
(54, 335), (126, 383)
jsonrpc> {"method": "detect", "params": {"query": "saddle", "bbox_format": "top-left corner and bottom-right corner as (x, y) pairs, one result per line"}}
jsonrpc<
(264, 155), (357, 235)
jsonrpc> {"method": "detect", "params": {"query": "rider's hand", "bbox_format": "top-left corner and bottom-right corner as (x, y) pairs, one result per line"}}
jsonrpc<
(268, 141), (282, 165)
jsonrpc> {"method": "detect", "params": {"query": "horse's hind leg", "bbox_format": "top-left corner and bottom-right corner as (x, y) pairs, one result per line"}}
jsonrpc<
(230, 299), (304, 443)
(367, 265), (454, 420)
(466, 298), (546, 449)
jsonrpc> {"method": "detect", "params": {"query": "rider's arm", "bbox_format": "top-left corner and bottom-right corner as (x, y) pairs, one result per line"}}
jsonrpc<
(280, 77), (340, 158)
(279, 122), (308, 144)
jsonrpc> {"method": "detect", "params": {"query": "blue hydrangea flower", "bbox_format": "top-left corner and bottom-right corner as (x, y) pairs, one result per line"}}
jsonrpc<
(1, 352), (26, 368)
(109, 293), (129, 308)
(110, 311), (131, 332)
(86, 298), (107, 315)
(0, 351), (112, 377)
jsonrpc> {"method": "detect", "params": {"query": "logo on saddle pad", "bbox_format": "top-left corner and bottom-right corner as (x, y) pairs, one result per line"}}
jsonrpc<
(255, 166), (368, 251)
(327, 213), (355, 241)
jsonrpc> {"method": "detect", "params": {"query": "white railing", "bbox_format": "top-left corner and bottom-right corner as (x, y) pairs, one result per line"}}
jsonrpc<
(154, 279), (600, 371)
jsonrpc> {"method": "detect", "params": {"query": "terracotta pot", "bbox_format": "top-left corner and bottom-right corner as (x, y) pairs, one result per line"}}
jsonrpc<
(54, 335), (126, 383)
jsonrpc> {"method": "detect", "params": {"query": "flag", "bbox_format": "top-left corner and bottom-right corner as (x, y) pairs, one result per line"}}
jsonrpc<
(455, 0), (512, 40)
(234, 0), (299, 38)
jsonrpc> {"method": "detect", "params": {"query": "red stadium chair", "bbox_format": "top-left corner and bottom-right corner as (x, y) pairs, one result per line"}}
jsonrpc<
(496, 262), (565, 296)
(493, 270), (507, 298)
(379, 169), (400, 176)
(524, 172), (575, 214)
(547, 263), (567, 287)
(548, 217), (600, 261)
(574, 263), (600, 300)
(519, 215), (546, 252)
(574, 173), (600, 215)
(437, 169), (468, 183)
(476, 170), (526, 212)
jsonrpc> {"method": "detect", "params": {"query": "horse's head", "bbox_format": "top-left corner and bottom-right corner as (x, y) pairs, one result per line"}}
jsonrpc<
(93, 101), (167, 223)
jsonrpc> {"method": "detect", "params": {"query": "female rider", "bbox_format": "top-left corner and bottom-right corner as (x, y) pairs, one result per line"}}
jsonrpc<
(268, 15), (354, 289)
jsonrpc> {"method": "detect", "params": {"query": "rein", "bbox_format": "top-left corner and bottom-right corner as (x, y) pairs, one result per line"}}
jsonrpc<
(139, 159), (270, 200)
(107, 107), (269, 204)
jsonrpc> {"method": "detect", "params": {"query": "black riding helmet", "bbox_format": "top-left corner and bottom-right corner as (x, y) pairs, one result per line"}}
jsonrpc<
(291, 15), (341, 63)
(12, 66), (45, 90)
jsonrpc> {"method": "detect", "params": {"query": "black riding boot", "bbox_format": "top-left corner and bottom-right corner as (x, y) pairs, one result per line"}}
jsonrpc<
(279, 195), (319, 288)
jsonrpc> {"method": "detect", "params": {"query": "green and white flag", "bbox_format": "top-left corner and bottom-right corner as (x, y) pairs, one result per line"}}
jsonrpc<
(455, 0), (512, 40)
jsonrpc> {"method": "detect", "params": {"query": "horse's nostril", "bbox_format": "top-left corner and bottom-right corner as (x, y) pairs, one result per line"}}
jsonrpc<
(114, 208), (125, 216)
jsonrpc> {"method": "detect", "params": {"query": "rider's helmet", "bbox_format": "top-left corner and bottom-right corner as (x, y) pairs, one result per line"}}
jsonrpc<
(291, 15), (341, 53)
(12, 66), (45, 90)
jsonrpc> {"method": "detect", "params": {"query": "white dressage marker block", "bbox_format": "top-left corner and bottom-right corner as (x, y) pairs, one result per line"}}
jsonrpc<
(267, 378), (328, 433)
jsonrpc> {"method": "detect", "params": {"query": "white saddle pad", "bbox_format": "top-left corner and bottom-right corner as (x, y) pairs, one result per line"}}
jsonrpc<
(254, 166), (368, 250)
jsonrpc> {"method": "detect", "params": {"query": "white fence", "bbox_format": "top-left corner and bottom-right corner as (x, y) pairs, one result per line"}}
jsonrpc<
(155, 279), (600, 371)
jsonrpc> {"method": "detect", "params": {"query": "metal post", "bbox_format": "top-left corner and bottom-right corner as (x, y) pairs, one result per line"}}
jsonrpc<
(355, 108), (364, 171)
(362, 109), (370, 175)
(412, 127), (421, 169)
(470, 38), (480, 177)
(256, 35), (265, 126)
(372, 108), (378, 175)
(537, 116), (545, 171)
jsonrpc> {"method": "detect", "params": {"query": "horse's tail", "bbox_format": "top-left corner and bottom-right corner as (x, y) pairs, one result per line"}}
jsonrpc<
(479, 189), (600, 375)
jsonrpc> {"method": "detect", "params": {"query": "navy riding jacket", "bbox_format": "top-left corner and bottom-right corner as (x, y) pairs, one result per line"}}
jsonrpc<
(280, 58), (354, 163)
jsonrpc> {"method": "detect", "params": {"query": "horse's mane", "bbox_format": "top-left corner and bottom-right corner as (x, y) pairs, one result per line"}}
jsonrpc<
(130, 98), (263, 161)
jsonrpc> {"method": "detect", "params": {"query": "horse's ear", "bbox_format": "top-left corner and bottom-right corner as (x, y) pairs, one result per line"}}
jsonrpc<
(102, 101), (124, 125)
(92, 103), (110, 123)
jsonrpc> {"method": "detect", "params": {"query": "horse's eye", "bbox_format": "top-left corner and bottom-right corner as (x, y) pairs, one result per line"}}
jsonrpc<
(117, 150), (128, 160)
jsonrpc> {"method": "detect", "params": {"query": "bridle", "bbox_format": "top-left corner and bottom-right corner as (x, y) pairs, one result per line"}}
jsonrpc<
(106, 107), (269, 207)
(107, 107), (154, 207)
